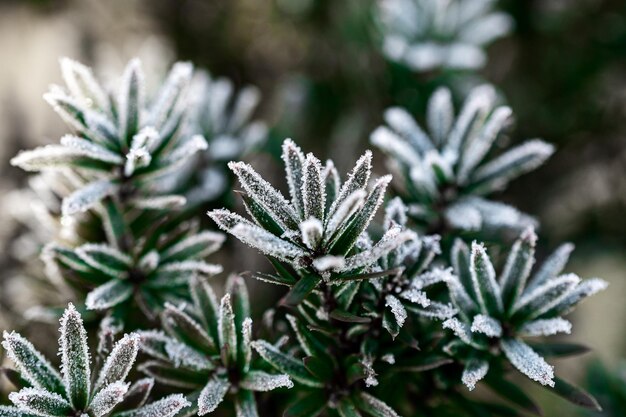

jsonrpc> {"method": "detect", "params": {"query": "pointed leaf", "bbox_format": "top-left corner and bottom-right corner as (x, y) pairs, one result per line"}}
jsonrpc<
(198, 377), (230, 416)
(251, 340), (323, 388)
(59, 303), (91, 410)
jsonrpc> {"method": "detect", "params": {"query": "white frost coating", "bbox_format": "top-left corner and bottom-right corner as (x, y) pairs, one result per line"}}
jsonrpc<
(381, 354), (395, 365)
(132, 195), (187, 209)
(228, 161), (298, 228)
(166, 135), (209, 164)
(470, 241), (503, 314)
(343, 227), (416, 272)
(8, 387), (71, 415)
(383, 107), (432, 153)
(60, 57), (108, 111)
(446, 85), (496, 154)
(358, 392), (400, 417)
(132, 394), (191, 417)
(323, 190), (366, 240)
(218, 293), (237, 360)
(327, 150), (372, 218)
(281, 138), (306, 215)
(462, 359), (489, 391)
(312, 255), (346, 272)
(230, 223), (306, 263)
(160, 260), (223, 277)
(546, 278), (608, 316)
(384, 196), (408, 229)
(362, 356), (379, 387)
(445, 200), (482, 231)
(59, 303), (91, 409)
(241, 318), (253, 371)
(117, 58), (144, 142)
(472, 139), (555, 191)
(62, 180), (118, 216)
(300, 218), (323, 250)
(500, 339), (555, 387)
(89, 381), (129, 417)
(427, 87), (453, 146)
(301, 153), (326, 222)
(520, 318), (572, 336)
(370, 126), (422, 166)
(470, 314), (502, 338)
(198, 377), (230, 415)
(239, 371), (294, 391)
(139, 251), (160, 273)
(399, 288), (430, 308)
(443, 318), (473, 345)
(164, 340), (212, 370)
(86, 280), (133, 311)
(386, 295), (408, 328)
(514, 273), (581, 318)
(162, 230), (225, 260)
(527, 243), (575, 291)
(76, 243), (132, 274)
(10, 145), (109, 172)
(94, 333), (139, 391)
(60, 135), (123, 164)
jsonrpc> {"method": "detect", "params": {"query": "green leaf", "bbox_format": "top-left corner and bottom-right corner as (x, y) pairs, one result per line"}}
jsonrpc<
(241, 193), (286, 238)
(162, 304), (215, 353)
(283, 390), (327, 417)
(354, 392), (400, 417)
(85, 280), (133, 311)
(500, 229), (536, 312)
(251, 340), (323, 388)
(119, 59), (142, 146)
(226, 275), (252, 371)
(218, 294), (237, 366)
(337, 398), (363, 417)
(101, 198), (127, 249)
(189, 276), (220, 344)
(280, 274), (322, 308)
(527, 342), (590, 358)
(8, 388), (72, 416)
(547, 376), (602, 411)
(470, 242), (503, 316)
(138, 360), (207, 389)
(485, 375), (541, 416)
(330, 309), (371, 324)
(235, 389), (259, 417)
(249, 272), (296, 287)
(198, 377), (230, 415)
(303, 356), (334, 382)
(59, 304), (91, 410)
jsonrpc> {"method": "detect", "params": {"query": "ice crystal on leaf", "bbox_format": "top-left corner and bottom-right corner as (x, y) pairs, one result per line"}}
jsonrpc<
(371, 85), (553, 237)
(1, 304), (188, 417)
(377, 0), (513, 72)
(11, 58), (206, 216)
(209, 138), (412, 306)
(137, 275), (292, 416)
(442, 229), (607, 391)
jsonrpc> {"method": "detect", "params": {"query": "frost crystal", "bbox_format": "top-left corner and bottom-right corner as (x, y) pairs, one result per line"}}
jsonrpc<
(462, 359), (489, 391)
(501, 339), (555, 387)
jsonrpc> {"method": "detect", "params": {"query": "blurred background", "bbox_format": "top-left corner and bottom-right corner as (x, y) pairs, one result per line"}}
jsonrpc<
(0, 0), (625, 415)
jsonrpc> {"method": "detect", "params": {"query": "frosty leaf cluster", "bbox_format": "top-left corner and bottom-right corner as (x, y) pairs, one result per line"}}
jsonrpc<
(1, 304), (189, 417)
(371, 84), (554, 237)
(0, 15), (612, 417)
(377, 0), (513, 71)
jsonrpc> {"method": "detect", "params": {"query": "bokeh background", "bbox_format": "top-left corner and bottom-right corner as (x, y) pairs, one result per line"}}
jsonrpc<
(0, 0), (625, 415)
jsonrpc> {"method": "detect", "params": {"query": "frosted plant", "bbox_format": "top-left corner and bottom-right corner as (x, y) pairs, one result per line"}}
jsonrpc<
(137, 275), (292, 416)
(42, 223), (224, 321)
(209, 138), (414, 306)
(371, 85), (554, 237)
(442, 228), (607, 404)
(370, 197), (457, 339)
(0, 304), (189, 417)
(184, 70), (268, 204)
(377, 0), (513, 71)
(10, 58), (208, 217)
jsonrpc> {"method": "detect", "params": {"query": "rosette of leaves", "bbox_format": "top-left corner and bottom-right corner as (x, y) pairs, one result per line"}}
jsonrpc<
(41, 221), (225, 323)
(10, 57), (208, 218)
(376, 0), (513, 71)
(209, 138), (414, 307)
(137, 275), (293, 416)
(184, 70), (268, 204)
(441, 229), (606, 411)
(371, 85), (554, 238)
(0, 303), (189, 417)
